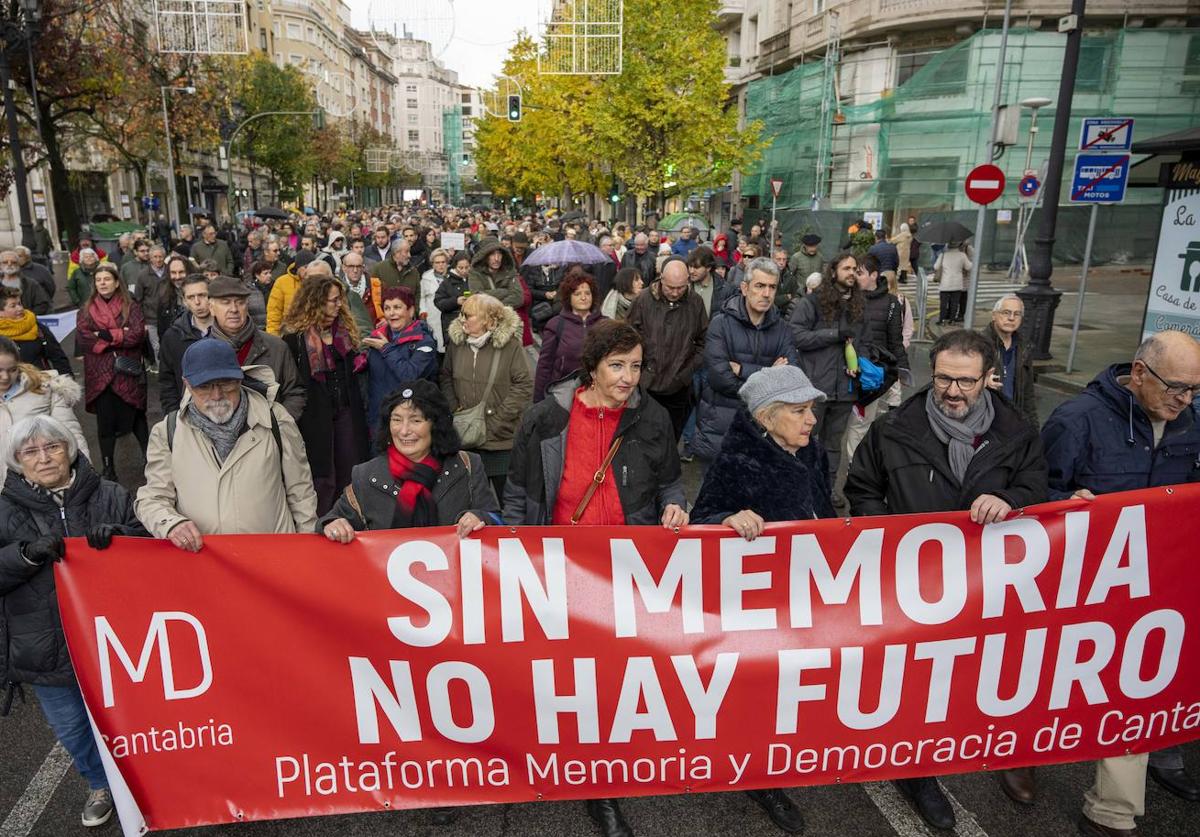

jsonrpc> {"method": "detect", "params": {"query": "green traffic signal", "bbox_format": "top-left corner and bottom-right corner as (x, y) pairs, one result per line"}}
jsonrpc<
(507, 95), (521, 122)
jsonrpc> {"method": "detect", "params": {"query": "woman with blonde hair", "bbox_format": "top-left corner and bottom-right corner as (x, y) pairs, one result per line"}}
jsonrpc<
(281, 271), (369, 513)
(76, 262), (147, 481)
(441, 293), (532, 498)
(0, 336), (88, 481)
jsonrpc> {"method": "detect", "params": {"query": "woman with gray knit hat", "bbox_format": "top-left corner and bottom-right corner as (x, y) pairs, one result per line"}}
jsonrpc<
(688, 363), (834, 835)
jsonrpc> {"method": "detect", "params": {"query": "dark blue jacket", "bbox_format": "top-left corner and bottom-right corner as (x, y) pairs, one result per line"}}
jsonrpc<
(1041, 363), (1200, 499)
(868, 240), (900, 273)
(692, 294), (798, 461)
(692, 407), (834, 524)
(364, 319), (439, 429)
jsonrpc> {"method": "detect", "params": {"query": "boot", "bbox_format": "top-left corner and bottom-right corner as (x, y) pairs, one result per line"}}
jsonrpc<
(429, 806), (459, 826)
(101, 457), (118, 483)
(746, 788), (805, 833)
(894, 777), (955, 831)
(999, 767), (1036, 805)
(585, 798), (634, 837)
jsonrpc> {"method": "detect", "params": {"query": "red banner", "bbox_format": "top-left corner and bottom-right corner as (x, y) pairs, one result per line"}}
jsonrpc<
(55, 486), (1200, 833)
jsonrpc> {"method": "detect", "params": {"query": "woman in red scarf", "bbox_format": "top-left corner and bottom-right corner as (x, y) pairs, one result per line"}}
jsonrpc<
(76, 263), (147, 481)
(281, 271), (370, 515)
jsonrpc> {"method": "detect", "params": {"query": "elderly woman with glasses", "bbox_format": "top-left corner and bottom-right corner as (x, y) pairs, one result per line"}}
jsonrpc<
(0, 415), (147, 829)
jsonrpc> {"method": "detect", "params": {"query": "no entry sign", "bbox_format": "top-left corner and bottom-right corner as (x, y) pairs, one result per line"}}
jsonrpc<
(965, 164), (1005, 205)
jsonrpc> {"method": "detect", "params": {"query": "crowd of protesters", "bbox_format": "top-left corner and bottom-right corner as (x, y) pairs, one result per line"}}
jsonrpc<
(0, 204), (1197, 837)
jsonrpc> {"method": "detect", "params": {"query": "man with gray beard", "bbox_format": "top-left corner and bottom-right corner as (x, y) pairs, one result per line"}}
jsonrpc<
(0, 249), (50, 314)
(135, 338), (316, 551)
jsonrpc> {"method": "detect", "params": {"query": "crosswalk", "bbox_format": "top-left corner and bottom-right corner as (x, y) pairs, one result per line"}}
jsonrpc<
(898, 274), (1037, 325)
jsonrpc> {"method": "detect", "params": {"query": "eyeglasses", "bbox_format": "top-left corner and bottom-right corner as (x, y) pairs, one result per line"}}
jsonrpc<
(16, 441), (65, 461)
(1140, 361), (1200, 399)
(932, 373), (984, 391)
(344, 263), (363, 269)
(995, 309), (1024, 319)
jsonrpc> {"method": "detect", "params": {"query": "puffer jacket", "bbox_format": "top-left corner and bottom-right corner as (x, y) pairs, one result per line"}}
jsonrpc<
(433, 270), (469, 350)
(467, 239), (523, 309)
(265, 269), (300, 336)
(845, 387), (1048, 517)
(861, 284), (910, 370)
(362, 318), (439, 430)
(626, 280), (708, 395)
(788, 293), (867, 403)
(533, 310), (606, 401)
(319, 451), (499, 532)
(440, 305), (532, 451)
(692, 407), (834, 524)
(503, 376), (685, 525)
(0, 370), (89, 481)
(1042, 363), (1200, 500)
(1, 457), (146, 689)
(692, 294), (797, 461)
(135, 368), (318, 538)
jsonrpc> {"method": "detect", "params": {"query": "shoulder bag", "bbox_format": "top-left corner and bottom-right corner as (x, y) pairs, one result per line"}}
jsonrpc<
(453, 350), (500, 449)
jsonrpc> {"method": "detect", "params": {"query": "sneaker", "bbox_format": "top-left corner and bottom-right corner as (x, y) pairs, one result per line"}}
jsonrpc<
(82, 788), (113, 827)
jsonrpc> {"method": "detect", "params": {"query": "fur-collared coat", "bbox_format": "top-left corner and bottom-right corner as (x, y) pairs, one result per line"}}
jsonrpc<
(691, 406), (835, 524)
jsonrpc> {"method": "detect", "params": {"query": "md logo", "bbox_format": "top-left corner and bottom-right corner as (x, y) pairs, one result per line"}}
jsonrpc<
(95, 612), (213, 708)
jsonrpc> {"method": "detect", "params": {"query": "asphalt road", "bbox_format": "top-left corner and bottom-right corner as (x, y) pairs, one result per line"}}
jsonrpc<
(4, 339), (1198, 837)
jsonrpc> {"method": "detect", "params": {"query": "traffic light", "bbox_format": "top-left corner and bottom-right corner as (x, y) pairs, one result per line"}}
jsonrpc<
(609, 179), (620, 203)
(507, 95), (521, 122)
(313, 107), (325, 130)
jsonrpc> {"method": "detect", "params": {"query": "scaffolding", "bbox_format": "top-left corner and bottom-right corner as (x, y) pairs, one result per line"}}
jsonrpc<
(443, 106), (463, 205)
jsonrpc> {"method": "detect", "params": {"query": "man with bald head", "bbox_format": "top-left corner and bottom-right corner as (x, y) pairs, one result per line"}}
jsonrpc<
(627, 257), (708, 438)
(1043, 329), (1200, 836)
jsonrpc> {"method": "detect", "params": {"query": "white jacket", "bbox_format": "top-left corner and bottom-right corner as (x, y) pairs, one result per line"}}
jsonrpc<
(934, 248), (972, 292)
(0, 370), (89, 481)
(421, 268), (446, 353)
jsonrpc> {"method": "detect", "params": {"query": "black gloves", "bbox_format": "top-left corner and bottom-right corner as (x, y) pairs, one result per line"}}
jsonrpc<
(22, 535), (65, 566)
(838, 328), (856, 342)
(86, 524), (119, 550)
(96, 328), (113, 342)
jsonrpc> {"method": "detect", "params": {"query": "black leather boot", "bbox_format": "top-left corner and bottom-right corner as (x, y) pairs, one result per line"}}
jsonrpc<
(101, 457), (118, 482)
(585, 798), (634, 837)
(746, 788), (805, 833)
(895, 777), (955, 830)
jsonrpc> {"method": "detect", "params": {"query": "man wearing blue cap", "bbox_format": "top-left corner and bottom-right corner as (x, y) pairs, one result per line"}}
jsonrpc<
(135, 338), (317, 551)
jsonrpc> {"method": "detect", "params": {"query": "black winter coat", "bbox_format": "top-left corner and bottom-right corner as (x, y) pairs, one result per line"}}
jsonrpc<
(845, 388), (1048, 516)
(318, 451), (500, 532)
(503, 377), (686, 526)
(788, 293), (868, 403)
(984, 323), (1037, 427)
(692, 407), (835, 524)
(692, 295), (797, 461)
(432, 271), (469, 349)
(0, 457), (146, 689)
(861, 284), (910, 370)
(14, 326), (72, 377)
(282, 332), (369, 479)
(157, 310), (206, 414)
(1042, 363), (1200, 500)
(620, 249), (657, 284)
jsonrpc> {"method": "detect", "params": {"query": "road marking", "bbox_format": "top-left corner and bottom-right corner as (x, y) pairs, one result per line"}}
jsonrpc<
(0, 743), (73, 837)
(863, 780), (990, 837)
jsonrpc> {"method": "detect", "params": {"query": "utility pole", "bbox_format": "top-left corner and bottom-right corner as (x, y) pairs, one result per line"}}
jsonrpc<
(1017, 0), (1086, 360)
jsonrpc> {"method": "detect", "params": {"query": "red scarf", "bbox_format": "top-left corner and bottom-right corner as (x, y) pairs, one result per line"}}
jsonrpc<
(387, 446), (441, 528)
(86, 293), (126, 353)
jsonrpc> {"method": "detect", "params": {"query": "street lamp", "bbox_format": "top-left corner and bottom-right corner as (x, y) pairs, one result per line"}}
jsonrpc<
(0, 0), (42, 250)
(161, 85), (196, 237)
(1007, 97), (1053, 280)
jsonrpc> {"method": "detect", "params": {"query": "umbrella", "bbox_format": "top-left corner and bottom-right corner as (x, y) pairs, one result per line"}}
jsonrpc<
(558, 210), (586, 223)
(187, 205), (209, 217)
(522, 239), (609, 267)
(915, 220), (974, 244)
(253, 206), (291, 220)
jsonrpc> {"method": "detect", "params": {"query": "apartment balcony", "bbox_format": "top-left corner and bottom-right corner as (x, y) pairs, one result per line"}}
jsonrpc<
(716, 0), (745, 29)
(756, 30), (791, 74)
(724, 56), (745, 85)
(788, 0), (1191, 55)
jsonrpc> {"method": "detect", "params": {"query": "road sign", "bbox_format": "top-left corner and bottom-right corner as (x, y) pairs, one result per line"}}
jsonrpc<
(770, 178), (783, 198)
(1018, 175), (1040, 198)
(1071, 153), (1130, 203)
(965, 164), (1005, 205)
(1080, 117), (1134, 152)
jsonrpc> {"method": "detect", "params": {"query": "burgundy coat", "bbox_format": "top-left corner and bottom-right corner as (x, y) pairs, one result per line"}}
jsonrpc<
(77, 299), (148, 412)
(534, 310), (606, 402)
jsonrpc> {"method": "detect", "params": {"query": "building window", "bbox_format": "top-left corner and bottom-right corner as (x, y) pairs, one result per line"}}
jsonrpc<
(1185, 34), (1200, 94)
(461, 106), (471, 116)
(1076, 37), (1113, 93)
(259, 29), (267, 50)
(408, 130), (420, 142)
(286, 21), (301, 40)
(289, 53), (304, 65)
(406, 84), (418, 93)
(895, 46), (968, 96)
(461, 92), (471, 103)
(407, 98), (418, 108)
(408, 113), (418, 124)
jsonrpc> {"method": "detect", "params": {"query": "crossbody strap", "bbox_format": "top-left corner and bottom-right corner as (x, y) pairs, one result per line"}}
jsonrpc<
(477, 349), (502, 405)
(571, 436), (623, 524)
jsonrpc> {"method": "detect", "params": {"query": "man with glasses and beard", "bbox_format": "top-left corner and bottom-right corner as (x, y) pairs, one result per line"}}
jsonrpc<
(0, 249), (49, 314)
(136, 339), (316, 552)
(1043, 329), (1200, 837)
(845, 328), (1048, 833)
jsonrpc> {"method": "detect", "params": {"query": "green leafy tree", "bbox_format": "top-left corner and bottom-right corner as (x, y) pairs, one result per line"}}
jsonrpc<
(232, 54), (318, 205)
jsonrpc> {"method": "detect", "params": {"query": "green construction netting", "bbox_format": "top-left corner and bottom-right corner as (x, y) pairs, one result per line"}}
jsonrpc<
(743, 27), (1200, 214)
(443, 107), (463, 205)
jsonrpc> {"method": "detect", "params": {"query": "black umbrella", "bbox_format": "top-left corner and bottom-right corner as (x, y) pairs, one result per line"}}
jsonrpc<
(559, 210), (586, 223)
(915, 220), (973, 244)
(253, 206), (291, 220)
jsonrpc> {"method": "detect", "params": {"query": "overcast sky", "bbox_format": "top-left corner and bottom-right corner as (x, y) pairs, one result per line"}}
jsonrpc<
(347, 0), (542, 89)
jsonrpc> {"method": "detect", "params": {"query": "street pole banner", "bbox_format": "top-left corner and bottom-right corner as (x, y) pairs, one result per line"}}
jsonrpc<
(55, 486), (1200, 834)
